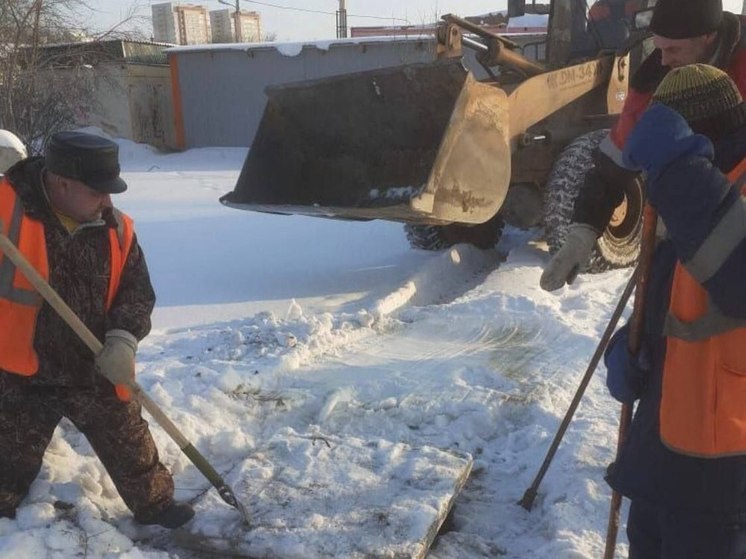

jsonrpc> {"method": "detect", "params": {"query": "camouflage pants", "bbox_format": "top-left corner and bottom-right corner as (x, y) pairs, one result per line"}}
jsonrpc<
(0, 374), (174, 520)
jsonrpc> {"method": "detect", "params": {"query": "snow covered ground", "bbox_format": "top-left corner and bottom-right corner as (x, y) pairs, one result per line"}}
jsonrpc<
(0, 135), (635, 558)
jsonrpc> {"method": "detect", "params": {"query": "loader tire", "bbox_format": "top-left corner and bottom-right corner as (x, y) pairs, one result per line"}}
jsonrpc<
(404, 216), (505, 251)
(544, 129), (643, 273)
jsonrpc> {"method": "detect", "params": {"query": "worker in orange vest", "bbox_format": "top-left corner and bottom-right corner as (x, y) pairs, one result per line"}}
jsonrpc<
(604, 64), (746, 558)
(0, 131), (194, 528)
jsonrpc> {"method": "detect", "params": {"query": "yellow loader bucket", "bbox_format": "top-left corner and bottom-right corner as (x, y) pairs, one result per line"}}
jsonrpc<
(221, 59), (511, 225)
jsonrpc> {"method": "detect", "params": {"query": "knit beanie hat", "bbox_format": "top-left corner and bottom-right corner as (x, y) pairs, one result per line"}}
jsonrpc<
(652, 64), (746, 139)
(650, 0), (723, 39)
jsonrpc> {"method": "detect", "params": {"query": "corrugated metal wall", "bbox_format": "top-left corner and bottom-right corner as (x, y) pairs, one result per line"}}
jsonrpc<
(170, 38), (444, 149)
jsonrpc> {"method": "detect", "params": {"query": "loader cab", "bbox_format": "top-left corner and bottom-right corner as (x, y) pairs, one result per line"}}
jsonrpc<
(537, 0), (654, 68)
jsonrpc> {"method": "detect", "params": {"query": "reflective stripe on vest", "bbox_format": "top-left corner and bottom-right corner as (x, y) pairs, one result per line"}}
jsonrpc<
(0, 178), (47, 375)
(107, 208), (134, 311)
(0, 178), (134, 376)
(659, 159), (746, 457)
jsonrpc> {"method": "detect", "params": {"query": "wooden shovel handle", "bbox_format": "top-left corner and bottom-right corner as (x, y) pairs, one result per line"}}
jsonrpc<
(0, 223), (248, 520)
(603, 203), (658, 559)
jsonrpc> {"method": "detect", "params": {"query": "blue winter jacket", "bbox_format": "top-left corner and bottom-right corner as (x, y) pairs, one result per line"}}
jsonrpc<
(606, 117), (746, 517)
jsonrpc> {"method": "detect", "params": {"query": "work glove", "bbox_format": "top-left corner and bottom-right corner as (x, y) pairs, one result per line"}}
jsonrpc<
(622, 103), (714, 182)
(540, 224), (597, 291)
(95, 329), (137, 402)
(604, 324), (650, 404)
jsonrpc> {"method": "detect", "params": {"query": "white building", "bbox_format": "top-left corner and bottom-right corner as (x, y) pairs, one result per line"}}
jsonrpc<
(210, 8), (262, 43)
(152, 2), (178, 43)
(152, 2), (210, 45)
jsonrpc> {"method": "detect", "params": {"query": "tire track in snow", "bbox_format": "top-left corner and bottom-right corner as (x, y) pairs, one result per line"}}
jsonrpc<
(271, 282), (614, 558)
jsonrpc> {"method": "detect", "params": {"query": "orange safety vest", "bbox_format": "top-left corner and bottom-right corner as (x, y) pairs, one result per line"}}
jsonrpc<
(0, 177), (134, 376)
(659, 158), (746, 457)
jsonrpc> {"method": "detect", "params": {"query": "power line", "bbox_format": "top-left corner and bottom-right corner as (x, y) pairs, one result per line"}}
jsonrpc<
(240, 0), (410, 23)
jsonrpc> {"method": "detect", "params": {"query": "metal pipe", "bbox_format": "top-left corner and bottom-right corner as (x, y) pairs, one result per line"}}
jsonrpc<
(519, 267), (637, 511)
(461, 35), (489, 52)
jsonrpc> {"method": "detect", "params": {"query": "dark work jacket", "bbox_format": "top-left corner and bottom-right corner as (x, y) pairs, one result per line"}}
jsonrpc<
(1, 158), (155, 388)
(606, 125), (746, 518)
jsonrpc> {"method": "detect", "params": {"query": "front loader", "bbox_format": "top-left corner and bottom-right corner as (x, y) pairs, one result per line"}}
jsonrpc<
(221, 0), (656, 272)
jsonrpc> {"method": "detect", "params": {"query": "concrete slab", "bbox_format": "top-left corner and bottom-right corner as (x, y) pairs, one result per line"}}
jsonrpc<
(175, 429), (472, 558)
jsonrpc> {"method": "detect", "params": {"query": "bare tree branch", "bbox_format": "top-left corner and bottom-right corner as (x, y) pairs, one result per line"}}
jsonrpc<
(0, 0), (147, 152)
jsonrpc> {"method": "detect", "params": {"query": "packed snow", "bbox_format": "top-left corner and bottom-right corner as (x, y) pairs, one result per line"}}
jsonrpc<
(0, 132), (635, 558)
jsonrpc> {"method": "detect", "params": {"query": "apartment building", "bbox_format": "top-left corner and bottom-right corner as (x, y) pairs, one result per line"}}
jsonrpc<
(152, 2), (210, 45)
(210, 8), (262, 43)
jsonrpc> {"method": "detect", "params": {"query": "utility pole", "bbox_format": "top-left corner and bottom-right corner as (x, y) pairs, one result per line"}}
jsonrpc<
(218, 0), (242, 42)
(233, 0), (242, 42)
(336, 0), (347, 39)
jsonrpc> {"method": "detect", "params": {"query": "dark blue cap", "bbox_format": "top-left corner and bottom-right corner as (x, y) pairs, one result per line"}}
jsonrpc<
(45, 131), (127, 194)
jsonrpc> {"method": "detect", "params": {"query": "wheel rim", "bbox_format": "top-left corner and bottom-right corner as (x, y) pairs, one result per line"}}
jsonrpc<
(605, 177), (643, 245)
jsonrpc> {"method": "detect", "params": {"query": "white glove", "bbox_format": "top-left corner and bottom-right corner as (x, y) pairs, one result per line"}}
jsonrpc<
(540, 224), (597, 292)
(95, 329), (137, 401)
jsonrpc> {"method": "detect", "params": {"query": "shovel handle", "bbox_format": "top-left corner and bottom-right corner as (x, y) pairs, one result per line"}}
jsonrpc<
(0, 228), (247, 519)
(603, 204), (658, 559)
(0, 232), (192, 445)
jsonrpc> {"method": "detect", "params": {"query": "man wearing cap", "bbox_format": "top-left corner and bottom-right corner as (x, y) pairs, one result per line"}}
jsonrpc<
(541, 0), (746, 291)
(604, 64), (746, 558)
(0, 131), (194, 528)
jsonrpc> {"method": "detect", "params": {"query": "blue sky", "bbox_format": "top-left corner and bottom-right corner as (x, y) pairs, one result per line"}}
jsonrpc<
(88, 0), (745, 41)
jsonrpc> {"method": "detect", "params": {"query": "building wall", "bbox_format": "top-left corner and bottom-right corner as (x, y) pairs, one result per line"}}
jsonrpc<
(80, 65), (133, 139)
(236, 11), (261, 42)
(126, 64), (176, 149)
(153, 2), (210, 45)
(152, 3), (178, 43)
(175, 5), (210, 45)
(57, 62), (174, 150)
(210, 9), (262, 43)
(210, 9), (233, 43)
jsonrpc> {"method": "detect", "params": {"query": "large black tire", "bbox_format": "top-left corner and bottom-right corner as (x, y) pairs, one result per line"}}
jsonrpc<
(544, 129), (643, 273)
(404, 215), (505, 251)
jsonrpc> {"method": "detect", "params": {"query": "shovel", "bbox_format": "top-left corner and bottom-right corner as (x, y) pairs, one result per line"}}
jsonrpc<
(603, 204), (658, 559)
(0, 224), (250, 525)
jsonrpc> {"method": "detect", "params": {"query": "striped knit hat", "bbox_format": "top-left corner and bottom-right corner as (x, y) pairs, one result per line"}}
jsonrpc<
(652, 64), (746, 139)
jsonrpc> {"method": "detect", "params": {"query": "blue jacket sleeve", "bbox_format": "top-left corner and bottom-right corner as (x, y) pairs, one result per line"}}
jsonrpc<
(604, 324), (650, 404)
(648, 152), (746, 319)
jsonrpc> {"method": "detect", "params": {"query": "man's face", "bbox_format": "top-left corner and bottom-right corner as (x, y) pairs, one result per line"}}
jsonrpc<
(55, 177), (112, 222)
(653, 33), (718, 68)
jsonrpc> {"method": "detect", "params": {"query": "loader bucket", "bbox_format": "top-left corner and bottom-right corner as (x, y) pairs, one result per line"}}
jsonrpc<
(220, 59), (511, 225)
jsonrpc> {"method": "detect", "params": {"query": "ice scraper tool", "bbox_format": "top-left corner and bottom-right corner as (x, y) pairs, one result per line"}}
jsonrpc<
(0, 223), (250, 525)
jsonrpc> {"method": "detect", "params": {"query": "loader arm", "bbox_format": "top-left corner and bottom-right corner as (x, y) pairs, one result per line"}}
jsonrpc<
(507, 54), (618, 147)
(438, 14), (546, 78)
